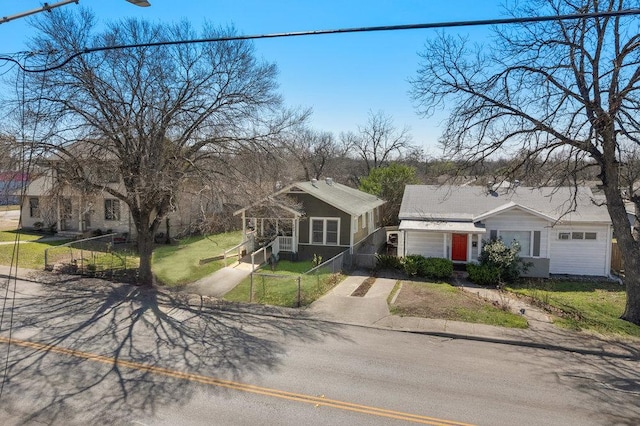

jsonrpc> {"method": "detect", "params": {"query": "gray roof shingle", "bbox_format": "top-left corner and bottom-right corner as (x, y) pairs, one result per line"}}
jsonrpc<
(399, 185), (611, 224)
(293, 180), (385, 217)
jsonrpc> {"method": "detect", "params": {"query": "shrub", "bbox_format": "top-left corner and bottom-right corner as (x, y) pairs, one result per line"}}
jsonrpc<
(376, 254), (403, 270)
(402, 255), (421, 276)
(419, 257), (453, 280)
(474, 238), (529, 285)
(467, 263), (501, 286)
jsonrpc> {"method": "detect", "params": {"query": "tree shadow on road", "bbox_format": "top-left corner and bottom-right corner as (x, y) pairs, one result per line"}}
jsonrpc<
(0, 273), (345, 424)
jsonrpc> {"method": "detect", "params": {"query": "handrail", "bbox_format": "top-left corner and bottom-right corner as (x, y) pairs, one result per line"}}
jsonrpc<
(223, 233), (255, 266)
(303, 249), (350, 275)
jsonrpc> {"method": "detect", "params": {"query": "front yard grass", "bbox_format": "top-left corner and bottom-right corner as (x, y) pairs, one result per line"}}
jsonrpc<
(224, 260), (343, 307)
(507, 279), (640, 338)
(390, 280), (528, 329)
(152, 230), (242, 286)
(0, 239), (71, 269)
(0, 230), (43, 243)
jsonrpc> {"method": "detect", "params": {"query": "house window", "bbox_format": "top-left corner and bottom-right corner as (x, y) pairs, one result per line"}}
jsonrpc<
(105, 199), (121, 221)
(499, 230), (531, 257)
(29, 197), (40, 218)
(560, 231), (597, 240)
(312, 219), (324, 244)
(310, 218), (340, 245)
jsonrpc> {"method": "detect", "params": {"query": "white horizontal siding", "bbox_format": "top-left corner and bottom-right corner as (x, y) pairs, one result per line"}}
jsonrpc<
(549, 225), (611, 276)
(405, 231), (444, 258)
(483, 208), (550, 258)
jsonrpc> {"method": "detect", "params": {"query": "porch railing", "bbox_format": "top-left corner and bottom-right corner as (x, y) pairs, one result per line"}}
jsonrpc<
(278, 236), (293, 252)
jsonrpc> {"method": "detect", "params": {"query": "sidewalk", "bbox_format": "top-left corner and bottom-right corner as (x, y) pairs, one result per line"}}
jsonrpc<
(2, 264), (638, 359)
(307, 272), (639, 359)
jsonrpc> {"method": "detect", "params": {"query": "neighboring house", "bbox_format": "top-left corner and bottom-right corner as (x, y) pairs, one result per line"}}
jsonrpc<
(0, 171), (28, 205)
(234, 178), (386, 260)
(21, 167), (133, 236)
(398, 185), (613, 277)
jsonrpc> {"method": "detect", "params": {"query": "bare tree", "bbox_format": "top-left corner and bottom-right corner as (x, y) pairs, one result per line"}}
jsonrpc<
(411, 0), (640, 324)
(21, 9), (303, 286)
(341, 111), (415, 175)
(282, 127), (347, 181)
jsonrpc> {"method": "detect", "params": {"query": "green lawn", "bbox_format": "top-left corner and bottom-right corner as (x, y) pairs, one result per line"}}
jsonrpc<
(152, 231), (243, 286)
(0, 205), (20, 211)
(0, 240), (71, 269)
(224, 260), (342, 307)
(507, 280), (640, 338)
(0, 230), (43, 242)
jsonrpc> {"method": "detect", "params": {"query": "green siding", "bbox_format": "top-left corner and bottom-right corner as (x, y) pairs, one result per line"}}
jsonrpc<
(290, 193), (351, 246)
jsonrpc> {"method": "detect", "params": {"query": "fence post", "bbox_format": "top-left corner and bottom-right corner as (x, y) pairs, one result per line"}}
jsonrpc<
(250, 273), (254, 303)
(297, 276), (301, 308)
(44, 248), (48, 269)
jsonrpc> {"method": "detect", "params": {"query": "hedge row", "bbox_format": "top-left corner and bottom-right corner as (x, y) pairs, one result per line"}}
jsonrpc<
(376, 254), (453, 280)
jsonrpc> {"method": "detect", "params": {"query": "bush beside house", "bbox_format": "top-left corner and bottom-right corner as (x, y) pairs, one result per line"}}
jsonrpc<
(376, 254), (453, 280)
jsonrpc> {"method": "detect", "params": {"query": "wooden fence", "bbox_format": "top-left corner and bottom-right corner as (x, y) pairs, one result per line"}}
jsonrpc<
(611, 240), (623, 274)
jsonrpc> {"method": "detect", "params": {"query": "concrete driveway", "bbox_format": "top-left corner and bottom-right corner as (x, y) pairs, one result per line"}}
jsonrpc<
(307, 272), (396, 325)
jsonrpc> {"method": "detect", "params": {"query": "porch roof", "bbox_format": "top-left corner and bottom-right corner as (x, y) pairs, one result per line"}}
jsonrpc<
(399, 220), (486, 234)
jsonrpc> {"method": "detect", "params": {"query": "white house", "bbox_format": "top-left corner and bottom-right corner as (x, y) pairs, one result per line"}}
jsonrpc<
(398, 185), (613, 277)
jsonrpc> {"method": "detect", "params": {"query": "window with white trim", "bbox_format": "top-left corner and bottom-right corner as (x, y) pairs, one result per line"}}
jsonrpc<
(29, 197), (40, 218)
(310, 218), (340, 245)
(104, 199), (121, 221)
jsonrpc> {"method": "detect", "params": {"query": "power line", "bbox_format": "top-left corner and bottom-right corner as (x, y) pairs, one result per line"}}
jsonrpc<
(1, 8), (639, 73)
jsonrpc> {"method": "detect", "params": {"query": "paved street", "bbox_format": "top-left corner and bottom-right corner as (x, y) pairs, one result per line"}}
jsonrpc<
(0, 273), (638, 425)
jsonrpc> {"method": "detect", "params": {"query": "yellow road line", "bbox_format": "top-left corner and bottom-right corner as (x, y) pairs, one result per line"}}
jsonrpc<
(0, 335), (474, 426)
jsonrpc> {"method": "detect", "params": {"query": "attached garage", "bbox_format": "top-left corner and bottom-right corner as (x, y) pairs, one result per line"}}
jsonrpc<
(549, 225), (613, 276)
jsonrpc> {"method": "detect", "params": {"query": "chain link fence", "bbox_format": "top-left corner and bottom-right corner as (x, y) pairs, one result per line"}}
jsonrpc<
(244, 249), (349, 307)
(44, 233), (139, 282)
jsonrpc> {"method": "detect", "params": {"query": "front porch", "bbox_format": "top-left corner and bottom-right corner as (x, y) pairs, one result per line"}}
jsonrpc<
(398, 220), (487, 262)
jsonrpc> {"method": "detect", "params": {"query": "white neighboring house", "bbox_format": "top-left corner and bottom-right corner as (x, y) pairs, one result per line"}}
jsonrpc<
(398, 185), (613, 277)
(21, 167), (132, 237)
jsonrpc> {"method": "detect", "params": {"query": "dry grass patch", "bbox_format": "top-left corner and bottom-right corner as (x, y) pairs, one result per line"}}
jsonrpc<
(391, 280), (528, 328)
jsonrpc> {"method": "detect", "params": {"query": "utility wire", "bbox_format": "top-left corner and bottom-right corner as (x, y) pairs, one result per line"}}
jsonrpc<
(0, 8), (639, 73)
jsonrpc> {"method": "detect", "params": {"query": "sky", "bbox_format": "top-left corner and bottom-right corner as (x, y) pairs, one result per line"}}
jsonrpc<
(0, 0), (505, 155)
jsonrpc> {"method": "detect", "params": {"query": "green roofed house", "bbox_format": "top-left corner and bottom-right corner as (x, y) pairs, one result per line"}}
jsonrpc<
(398, 184), (614, 278)
(234, 178), (386, 262)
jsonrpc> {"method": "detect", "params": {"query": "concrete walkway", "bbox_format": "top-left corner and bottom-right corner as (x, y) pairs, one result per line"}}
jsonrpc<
(183, 261), (254, 298)
(308, 272), (397, 325)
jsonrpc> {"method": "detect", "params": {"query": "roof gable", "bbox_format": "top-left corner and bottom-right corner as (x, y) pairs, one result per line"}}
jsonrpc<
(474, 202), (556, 222)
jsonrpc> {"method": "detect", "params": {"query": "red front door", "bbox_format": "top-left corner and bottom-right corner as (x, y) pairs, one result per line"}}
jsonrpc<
(452, 234), (468, 261)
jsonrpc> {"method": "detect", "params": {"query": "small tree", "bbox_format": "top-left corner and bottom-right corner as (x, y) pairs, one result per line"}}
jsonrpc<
(359, 163), (419, 225)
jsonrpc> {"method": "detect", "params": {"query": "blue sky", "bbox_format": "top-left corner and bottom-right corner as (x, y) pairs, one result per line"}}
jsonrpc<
(1, 0), (505, 154)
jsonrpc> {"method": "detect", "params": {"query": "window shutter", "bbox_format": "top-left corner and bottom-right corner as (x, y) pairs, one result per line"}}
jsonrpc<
(490, 230), (497, 240)
(533, 231), (541, 257)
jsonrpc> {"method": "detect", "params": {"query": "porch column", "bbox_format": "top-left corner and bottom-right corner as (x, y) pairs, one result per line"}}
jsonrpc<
(443, 233), (447, 258)
(477, 236), (483, 261)
(292, 218), (298, 253)
(467, 233), (472, 262)
(78, 194), (83, 231)
(56, 197), (61, 232)
(241, 211), (246, 237)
